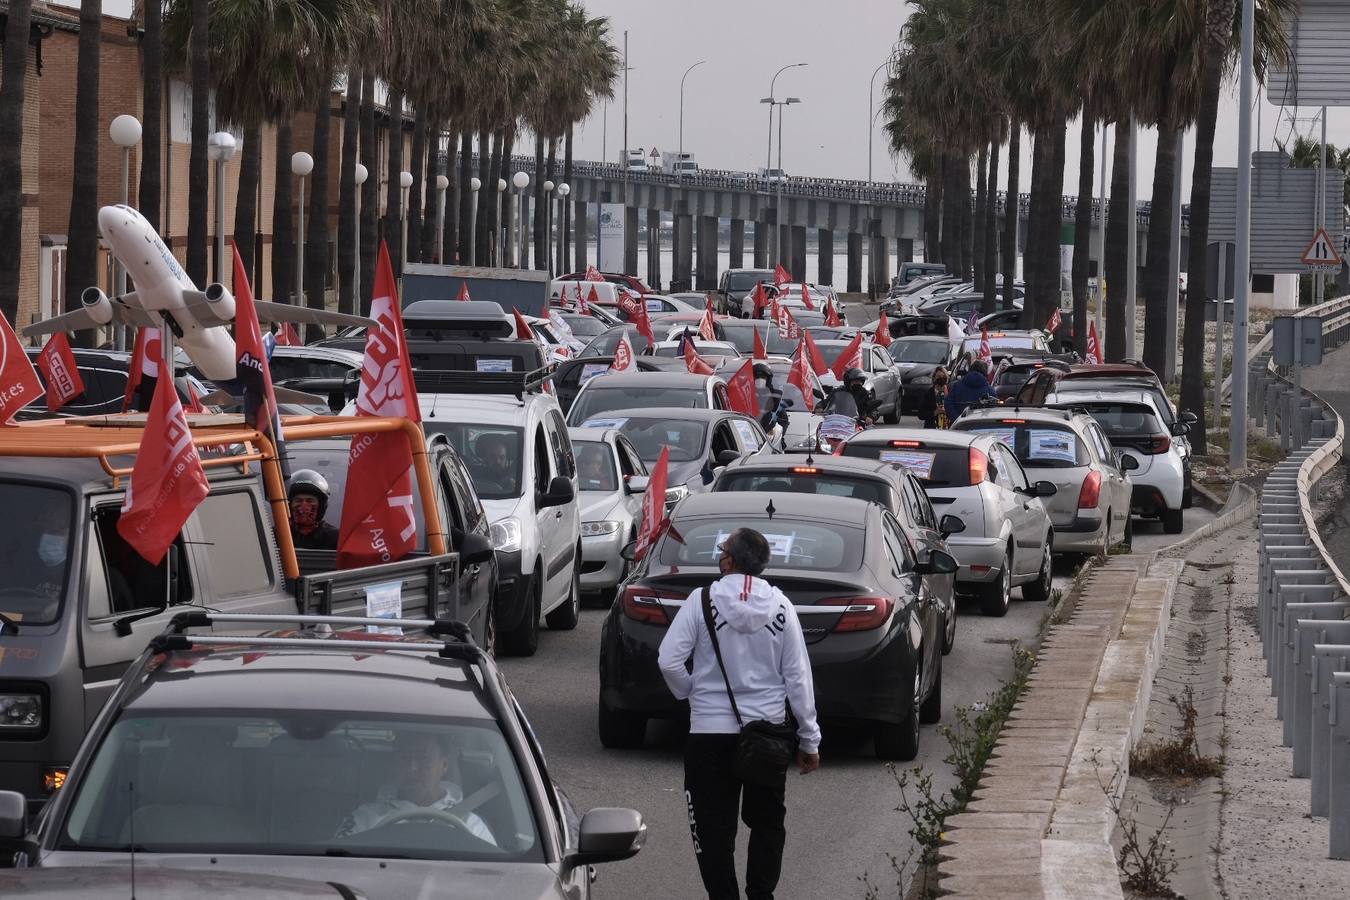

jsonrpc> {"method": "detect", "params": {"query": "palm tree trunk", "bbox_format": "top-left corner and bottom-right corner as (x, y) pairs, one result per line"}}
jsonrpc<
(1104, 123), (1131, 361)
(924, 169), (941, 264)
(1047, 111), (1068, 325)
(983, 139), (1000, 315)
(385, 88), (404, 278)
(563, 124), (575, 272)
(272, 123), (294, 303)
(1071, 114), (1095, 357)
(234, 123), (261, 285)
(940, 155), (958, 271)
(66, 0), (101, 346)
(961, 158), (975, 282)
(305, 89), (331, 337)
(497, 130), (513, 264)
(0, 0), (32, 324)
(337, 69), (360, 315)
(437, 128), (455, 262)
(1023, 125), (1047, 328)
(544, 137), (558, 273)
(974, 145), (987, 293)
(185, 0), (210, 286)
(1142, 127), (1178, 376)
(407, 110), (425, 265)
(1001, 123), (1020, 310)
(532, 134), (545, 270)
(358, 71), (377, 308)
(139, 0), (162, 232)
(456, 130), (473, 263)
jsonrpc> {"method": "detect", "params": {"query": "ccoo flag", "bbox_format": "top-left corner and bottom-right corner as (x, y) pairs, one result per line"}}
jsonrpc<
(232, 245), (286, 468)
(36, 332), (85, 413)
(0, 309), (43, 423)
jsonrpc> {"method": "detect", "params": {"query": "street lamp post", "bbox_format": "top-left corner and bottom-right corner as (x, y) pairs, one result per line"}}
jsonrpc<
(512, 171), (530, 269)
(399, 170), (413, 274)
(108, 114), (141, 350)
(207, 131), (237, 283)
(678, 60), (706, 184)
(495, 178), (507, 265)
(435, 174), (450, 264)
(1230, 0), (1255, 471)
(775, 98), (800, 271)
(763, 63), (807, 174)
(867, 60), (889, 184)
(760, 63), (807, 270)
(353, 163), (368, 303)
(544, 180), (555, 275)
(468, 177), (482, 265)
(556, 183), (570, 277)
(291, 151), (314, 305)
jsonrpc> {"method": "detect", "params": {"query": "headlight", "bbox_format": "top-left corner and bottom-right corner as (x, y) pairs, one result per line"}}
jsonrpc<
(665, 485), (689, 506)
(912, 375), (932, 386)
(490, 517), (522, 553)
(581, 520), (621, 537)
(0, 693), (42, 730)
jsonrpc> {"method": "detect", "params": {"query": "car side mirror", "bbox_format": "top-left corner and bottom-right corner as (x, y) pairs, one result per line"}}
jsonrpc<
(565, 807), (647, 869)
(625, 475), (650, 494)
(1035, 480), (1058, 497)
(0, 789), (25, 841)
(537, 475), (575, 509)
(913, 548), (959, 576)
(458, 531), (495, 566)
(619, 540), (638, 562)
(1169, 421), (1190, 436)
(1180, 411), (1198, 425)
(1118, 452), (1140, 472)
(716, 449), (742, 467)
(938, 514), (966, 537)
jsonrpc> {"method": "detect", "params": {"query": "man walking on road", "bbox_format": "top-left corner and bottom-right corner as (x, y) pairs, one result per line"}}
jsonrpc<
(657, 528), (821, 900)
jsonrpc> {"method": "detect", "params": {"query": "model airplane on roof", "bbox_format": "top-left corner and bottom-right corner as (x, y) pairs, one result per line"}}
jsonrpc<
(22, 205), (373, 382)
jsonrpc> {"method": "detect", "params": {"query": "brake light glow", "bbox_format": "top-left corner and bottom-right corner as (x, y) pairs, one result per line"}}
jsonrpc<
(1002, 418), (1026, 424)
(969, 447), (988, 484)
(819, 596), (893, 631)
(791, 466), (820, 474)
(620, 586), (683, 626)
(890, 440), (922, 448)
(1078, 470), (1102, 509)
(1140, 434), (1171, 454)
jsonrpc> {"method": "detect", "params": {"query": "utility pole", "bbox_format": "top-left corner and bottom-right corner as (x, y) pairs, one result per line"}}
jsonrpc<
(622, 30), (629, 170)
(1230, 0), (1254, 471)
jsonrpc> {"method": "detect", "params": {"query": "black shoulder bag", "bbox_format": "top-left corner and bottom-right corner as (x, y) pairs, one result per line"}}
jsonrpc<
(701, 586), (799, 786)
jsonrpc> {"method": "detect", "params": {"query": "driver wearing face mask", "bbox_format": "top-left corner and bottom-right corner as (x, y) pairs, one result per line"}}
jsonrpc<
(753, 363), (789, 434)
(30, 506), (71, 600)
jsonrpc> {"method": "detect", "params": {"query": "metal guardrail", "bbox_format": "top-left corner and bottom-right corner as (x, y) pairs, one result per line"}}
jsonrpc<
(1221, 294), (1350, 403)
(1249, 306), (1350, 857)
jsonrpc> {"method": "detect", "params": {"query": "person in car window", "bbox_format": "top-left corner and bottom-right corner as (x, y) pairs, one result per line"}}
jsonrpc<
(944, 359), (998, 424)
(475, 433), (515, 490)
(753, 363), (789, 434)
(26, 505), (70, 602)
(576, 444), (613, 491)
(287, 470), (339, 551)
(335, 731), (496, 845)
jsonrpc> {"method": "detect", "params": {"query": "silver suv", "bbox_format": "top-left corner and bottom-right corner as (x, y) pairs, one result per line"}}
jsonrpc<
(838, 428), (1056, 616)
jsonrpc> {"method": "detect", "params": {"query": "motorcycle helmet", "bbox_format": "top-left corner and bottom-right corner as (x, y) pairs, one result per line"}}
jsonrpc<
(287, 469), (331, 519)
(843, 366), (867, 385)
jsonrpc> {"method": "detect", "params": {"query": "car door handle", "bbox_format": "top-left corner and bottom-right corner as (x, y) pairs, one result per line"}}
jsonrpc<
(555, 510), (563, 518)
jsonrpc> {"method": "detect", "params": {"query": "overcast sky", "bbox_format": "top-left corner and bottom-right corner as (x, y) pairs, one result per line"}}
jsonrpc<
(68, 0), (1350, 201)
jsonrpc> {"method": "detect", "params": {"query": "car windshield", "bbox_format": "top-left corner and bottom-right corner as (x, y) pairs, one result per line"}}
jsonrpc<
(424, 424), (524, 500)
(728, 272), (772, 290)
(582, 328), (652, 358)
(558, 315), (605, 338)
(572, 441), (619, 492)
(651, 342), (736, 359)
(956, 422), (1087, 468)
(890, 341), (949, 364)
(1055, 382), (1175, 425)
(60, 713), (541, 862)
(570, 385), (707, 424)
(658, 517), (864, 572)
(581, 417), (708, 463)
(715, 472), (894, 508)
(841, 441), (975, 487)
(1070, 403), (1164, 438)
(719, 324), (799, 356)
(0, 482), (73, 624)
(962, 336), (1041, 353)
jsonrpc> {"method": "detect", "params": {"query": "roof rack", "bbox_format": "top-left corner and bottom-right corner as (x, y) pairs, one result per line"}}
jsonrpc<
(412, 364), (555, 397)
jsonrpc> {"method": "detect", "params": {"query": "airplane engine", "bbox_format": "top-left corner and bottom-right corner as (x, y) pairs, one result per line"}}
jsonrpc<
(80, 287), (115, 326)
(203, 283), (237, 323)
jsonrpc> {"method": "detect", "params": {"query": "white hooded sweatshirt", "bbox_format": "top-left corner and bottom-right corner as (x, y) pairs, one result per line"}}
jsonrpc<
(657, 573), (821, 754)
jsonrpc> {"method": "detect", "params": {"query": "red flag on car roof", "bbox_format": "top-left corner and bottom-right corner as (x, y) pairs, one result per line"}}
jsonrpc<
(585, 265), (605, 282)
(684, 339), (715, 376)
(801, 329), (829, 376)
(698, 297), (717, 341)
(587, 284), (601, 311)
(825, 299), (843, 327)
(231, 246), (284, 460)
(978, 327), (993, 367)
(873, 311), (892, 347)
(799, 282), (814, 311)
(275, 322), (302, 346)
(752, 326), (768, 360)
(116, 373), (210, 565)
(0, 310), (43, 423)
(610, 333), (637, 373)
(1086, 321), (1102, 365)
(1045, 307), (1061, 334)
(617, 292), (656, 345)
(36, 332), (84, 414)
(122, 325), (162, 413)
(457, 282), (472, 302)
(513, 307), (535, 341)
(725, 359), (759, 417)
(338, 241), (422, 570)
(773, 264), (791, 288)
(787, 339), (816, 412)
(773, 300), (800, 341)
(634, 446), (670, 561)
(750, 282), (772, 319)
(829, 332), (865, 381)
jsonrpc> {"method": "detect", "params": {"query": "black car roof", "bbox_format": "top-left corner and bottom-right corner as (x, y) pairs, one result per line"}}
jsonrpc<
(670, 491), (875, 527)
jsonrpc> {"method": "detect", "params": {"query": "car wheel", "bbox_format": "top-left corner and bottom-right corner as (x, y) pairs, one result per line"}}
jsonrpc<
(978, 550), (1012, 617)
(883, 403), (900, 425)
(1021, 537), (1053, 603)
(875, 665), (922, 761)
(1182, 482), (1193, 509)
(942, 601), (956, 656)
(1163, 507), (1184, 535)
(546, 554), (582, 630)
(1097, 509), (1112, 557)
(598, 698), (647, 749)
(500, 572), (541, 657)
(919, 652), (942, 724)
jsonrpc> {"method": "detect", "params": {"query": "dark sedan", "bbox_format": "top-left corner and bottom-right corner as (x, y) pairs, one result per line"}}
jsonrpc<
(816, 340), (902, 423)
(889, 335), (959, 415)
(598, 493), (955, 760)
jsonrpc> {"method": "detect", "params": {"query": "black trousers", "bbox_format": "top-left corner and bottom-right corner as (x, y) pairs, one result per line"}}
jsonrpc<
(684, 733), (788, 900)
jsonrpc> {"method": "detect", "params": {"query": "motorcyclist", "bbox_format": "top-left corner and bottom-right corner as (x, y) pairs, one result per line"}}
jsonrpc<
(944, 359), (999, 424)
(754, 362), (790, 434)
(842, 367), (879, 426)
(288, 469), (340, 551)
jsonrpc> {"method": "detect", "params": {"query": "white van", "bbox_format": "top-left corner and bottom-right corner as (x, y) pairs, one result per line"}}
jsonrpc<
(550, 279), (635, 309)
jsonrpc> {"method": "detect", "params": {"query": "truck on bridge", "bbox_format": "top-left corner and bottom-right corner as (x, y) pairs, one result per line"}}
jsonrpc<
(660, 151), (698, 176)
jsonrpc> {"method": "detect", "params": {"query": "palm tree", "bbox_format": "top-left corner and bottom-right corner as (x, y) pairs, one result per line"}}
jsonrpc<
(139, 0), (164, 233)
(337, 67), (361, 314)
(305, 87), (333, 329)
(185, 0), (210, 285)
(358, 69), (377, 307)
(407, 110), (426, 265)
(66, 0), (102, 343)
(0, 0), (33, 325)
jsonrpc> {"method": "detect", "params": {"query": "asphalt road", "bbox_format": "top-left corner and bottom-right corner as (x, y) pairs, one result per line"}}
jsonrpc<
(500, 295), (1215, 898)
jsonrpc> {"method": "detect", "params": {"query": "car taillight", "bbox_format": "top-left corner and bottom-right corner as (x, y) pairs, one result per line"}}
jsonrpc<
(819, 596), (893, 631)
(969, 447), (988, 484)
(1077, 470), (1102, 509)
(1141, 434), (1170, 454)
(620, 585), (682, 625)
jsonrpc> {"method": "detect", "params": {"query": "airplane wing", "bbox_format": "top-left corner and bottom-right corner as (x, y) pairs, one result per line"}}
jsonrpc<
(198, 386), (330, 408)
(252, 301), (376, 329)
(21, 291), (159, 338)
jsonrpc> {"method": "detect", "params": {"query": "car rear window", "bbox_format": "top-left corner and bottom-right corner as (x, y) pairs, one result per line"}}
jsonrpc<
(714, 472), (895, 508)
(719, 324), (799, 356)
(579, 417), (708, 463)
(1071, 403), (1163, 438)
(840, 441), (974, 487)
(569, 385), (707, 425)
(955, 422), (1087, 468)
(582, 328), (653, 357)
(659, 517), (864, 572)
(890, 341), (948, 364)
(728, 272), (772, 290)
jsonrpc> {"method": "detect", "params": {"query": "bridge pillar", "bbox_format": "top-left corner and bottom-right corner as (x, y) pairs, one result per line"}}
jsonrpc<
(573, 200), (588, 272)
(791, 226), (807, 283)
(778, 223), (791, 272)
(729, 219), (745, 270)
(818, 229), (834, 286)
(847, 232), (863, 293)
(897, 238), (913, 264)
(647, 208), (662, 291)
(624, 207), (638, 277)
(697, 216), (719, 291)
(868, 225), (890, 297)
(673, 213), (693, 292)
(753, 218), (769, 269)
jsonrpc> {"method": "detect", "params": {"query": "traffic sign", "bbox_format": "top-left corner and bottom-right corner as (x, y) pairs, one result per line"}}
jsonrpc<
(1300, 227), (1342, 268)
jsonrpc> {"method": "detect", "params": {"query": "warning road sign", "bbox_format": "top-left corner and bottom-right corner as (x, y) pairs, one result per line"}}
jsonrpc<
(1301, 227), (1343, 268)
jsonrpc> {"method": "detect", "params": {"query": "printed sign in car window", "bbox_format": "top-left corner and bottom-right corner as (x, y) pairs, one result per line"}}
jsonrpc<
(730, 419), (760, 447)
(1026, 429), (1077, 464)
(646, 298), (665, 312)
(476, 358), (513, 373)
(579, 362), (609, 383)
(879, 449), (937, 480)
(970, 426), (1016, 447)
(581, 417), (628, 430)
(713, 530), (797, 563)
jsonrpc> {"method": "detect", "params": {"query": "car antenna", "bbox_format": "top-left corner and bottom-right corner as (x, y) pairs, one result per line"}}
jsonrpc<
(765, 499), (776, 520)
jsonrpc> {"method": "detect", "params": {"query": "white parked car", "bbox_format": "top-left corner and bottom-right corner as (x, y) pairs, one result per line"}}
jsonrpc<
(569, 427), (649, 601)
(838, 428), (1056, 616)
(646, 339), (742, 360)
(565, 371), (729, 427)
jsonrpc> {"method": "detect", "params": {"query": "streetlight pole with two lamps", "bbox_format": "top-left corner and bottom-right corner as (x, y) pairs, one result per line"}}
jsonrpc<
(108, 114), (142, 350)
(468, 177), (482, 265)
(678, 60), (706, 183)
(435, 174), (450, 264)
(291, 151), (314, 306)
(399, 170), (413, 275)
(761, 63), (807, 270)
(207, 131), (237, 283)
(352, 163), (368, 304)
(495, 178), (507, 266)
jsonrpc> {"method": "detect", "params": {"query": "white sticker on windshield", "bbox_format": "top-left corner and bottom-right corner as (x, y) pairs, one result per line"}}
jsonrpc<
(365, 581), (403, 635)
(893, 362), (917, 369)
(580, 363), (609, 383)
(970, 426), (1016, 446)
(476, 358), (513, 373)
(730, 420), (758, 447)
(1028, 429), (1076, 463)
(581, 417), (628, 430)
(714, 530), (797, 562)
(879, 449), (936, 479)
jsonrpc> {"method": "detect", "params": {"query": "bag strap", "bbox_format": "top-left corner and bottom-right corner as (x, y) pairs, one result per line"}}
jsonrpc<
(701, 585), (744, 728)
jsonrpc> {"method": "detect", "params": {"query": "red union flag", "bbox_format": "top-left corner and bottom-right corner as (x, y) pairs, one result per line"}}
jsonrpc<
(610, 333), (636, 372)
(799, 282), (814, 311)
(802, 329), (829, 376)
(750, 283), (772, 318)
(457, 282), (472, 302)
(37, 332), (84, 413)
(830, 332), (865, 381)
(725, 359), (758, 417)
(773, 264), (791, 288)
(698, 298), (717, 341)
(1046, 307), (1061, 334)
(616, 291), (655, 345)
(825, 299), (843, 327)
(512, 308), (535, 341)
(873, 311), (893, 347)
(773, 301), (800, 341)
(338, 242), (422, 570)
(276, 322), (302, 346)
(684, 340), (715, 375)
(585, 265), (605, 282)
(0, 310), (43, 423)
(752, 326), (768, 360)
(122, 326), (161, 413)
(117, 375), (210, 565)
(1086, 321), (1102, 365)
(634, 446), (670, 561)
(978, 327), (993, 366)
(787, 340), (816, 412)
